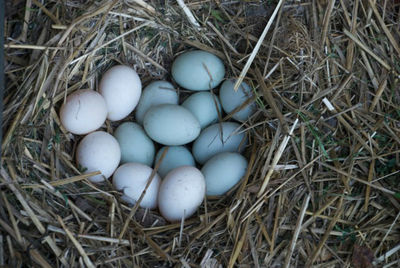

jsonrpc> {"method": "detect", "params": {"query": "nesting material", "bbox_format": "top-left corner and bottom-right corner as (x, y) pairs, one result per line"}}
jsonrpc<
(3, 1), (400, 267)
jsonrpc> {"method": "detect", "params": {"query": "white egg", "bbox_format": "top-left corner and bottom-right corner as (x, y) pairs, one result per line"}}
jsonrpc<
(158, 166), (205, 222)
(59, 89), (107, 135)
(99, 65), (142, 121)
(113, 163), (161, 209)
(76, 131), (121, 183)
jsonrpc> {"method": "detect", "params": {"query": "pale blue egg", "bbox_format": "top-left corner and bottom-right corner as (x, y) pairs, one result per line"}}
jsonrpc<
(172, 50), (225, 91)
(143, 104), (201, 146)
(219, 79), (256, 122)
(182, 92), (221, 129)
(114, 122), (155, 166)
(135, 81), (178, 124)
(201, 152), (248, 196)
(155, 146), (195, 177)
(192, 122), (247, 164)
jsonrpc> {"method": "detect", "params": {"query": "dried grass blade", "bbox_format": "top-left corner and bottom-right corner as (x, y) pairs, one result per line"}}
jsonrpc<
(343, 29), (391, 70)
(57, 216), (95, 268)
(284, 194), (311, 268)
(257, 119), (298, 197)
(233, 0), (285, 91)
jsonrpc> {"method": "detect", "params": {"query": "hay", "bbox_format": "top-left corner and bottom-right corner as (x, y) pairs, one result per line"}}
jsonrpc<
(3, 0), (400, 267)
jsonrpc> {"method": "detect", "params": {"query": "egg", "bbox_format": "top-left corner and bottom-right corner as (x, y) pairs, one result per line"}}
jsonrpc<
(59, 89), (107, 135)
(113, 163), (161, 209)
(135, 81), (179, 125)
(155, 146), (195, 177)
(99, 65), (142, 121)
(158, 166), (205, 222)
(192, 122), (247, 164)
(114, 122), (155, 166)
(76, 131), (121, 183)
(219, 79), (257, 122)
(171, 50), (225, 91)
(182, 92), (221, 129)
(143, 104), (201, 146)
(201, 152), (248, 196)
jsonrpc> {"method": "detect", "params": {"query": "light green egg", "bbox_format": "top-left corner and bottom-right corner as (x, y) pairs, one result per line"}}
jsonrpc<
(172, 50), (225, 91)
(201, 152), (248, 196)
(219, 79), (256, 122)
(143, 104), (201, 146)
(192, 122), (247, 164)
(182, 92), (221, 129)
(135, 81), (178, 125)
(155, 146), (195, 177)
(114, 122), (155, 166)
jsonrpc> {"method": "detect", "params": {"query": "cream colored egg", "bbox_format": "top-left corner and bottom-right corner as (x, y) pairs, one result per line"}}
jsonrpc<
(113, 163), (160, 209)
(76, 131), (121, 183)
(99, 65), (142, 121)
(158, 166), (205, 222)
(59, 89), (107, 135)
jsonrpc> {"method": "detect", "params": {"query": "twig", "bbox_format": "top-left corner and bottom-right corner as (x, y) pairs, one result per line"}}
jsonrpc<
(305, 197), (344, 267)
(257, 118), (298, 197)
(375, 244), (400, 264)
(343, 29), (391, 70)
(70, 22), (152, 65)
(0, 168), (46, 234)
(375, 212), (400, 256)
(363, 159), (375, 211)
(4, 44), (66, 50)
(57, 216), (95, 268)
(207, 21), (239, 54)
(176, 0), (201, 28)
(32, 0), (62, 24)
(322, 97), (375, 155)
(284, 194), (311, 268)
(233, 0), (285, 91)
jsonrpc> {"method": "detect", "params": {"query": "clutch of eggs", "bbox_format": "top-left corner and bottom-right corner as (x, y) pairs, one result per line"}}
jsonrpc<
(59, 50), (254, 222)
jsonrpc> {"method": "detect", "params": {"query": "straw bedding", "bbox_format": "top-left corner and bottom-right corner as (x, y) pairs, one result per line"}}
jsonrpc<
(3, 0), (400, 267)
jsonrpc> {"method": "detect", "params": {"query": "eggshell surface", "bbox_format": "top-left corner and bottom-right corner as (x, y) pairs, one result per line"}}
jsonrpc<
(114, 122), (155, 166)
(158, 166), (205, 222)
(155, 146), (195, 177)
(171, 50), (225, 91)
(99, 65), (142, 121)
(201, 152), (248, 196)
(143, 104), (201, 146)
(219, 79), (256, 122)
(182, 92), (221, 129)
(192, 122), (247, 164)
(135, 81), (178, 125)
(76, 131), (121, 183)
(113, 163), (160, 209)
(60, 89), (107, 135)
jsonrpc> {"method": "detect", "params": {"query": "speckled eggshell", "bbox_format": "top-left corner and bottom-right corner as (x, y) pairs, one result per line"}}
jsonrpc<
(99, 65), (142, 121)
(114, 122), (155, 166)
(192, 122), (247, 164)
(143, 104), (201, 146)
(113, 163), (161, 209)
(182, 92), (221, 129)
(171, 50), (225, 91)
(201, 152), (248, 196)
(135, 81), (178, 125)
(76, 131), (121, 183)
(155, 146), (195, 178)
(158, 166), (205, 222)
(60, 89), (107, 135)
(219, 79), (257, 122)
